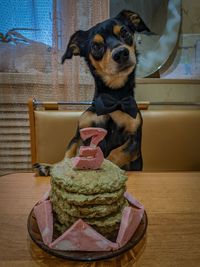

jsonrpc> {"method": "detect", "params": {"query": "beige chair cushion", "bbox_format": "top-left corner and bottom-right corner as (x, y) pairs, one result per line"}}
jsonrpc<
(33, 109), (200, 171)
(35, 111), (82, 163)
(142, 109), (200, 171)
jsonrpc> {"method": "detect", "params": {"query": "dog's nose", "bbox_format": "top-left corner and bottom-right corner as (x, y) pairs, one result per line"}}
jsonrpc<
(112, 47), (129, 64)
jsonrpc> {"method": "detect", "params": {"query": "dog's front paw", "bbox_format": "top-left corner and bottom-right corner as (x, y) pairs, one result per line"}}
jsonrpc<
(33, 163), (51, 176)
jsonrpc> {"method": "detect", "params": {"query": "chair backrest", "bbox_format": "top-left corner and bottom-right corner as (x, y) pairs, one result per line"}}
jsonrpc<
(142, 109), (200, 171)
(28, 98), (83, 165)
(28, 98), (200, 171)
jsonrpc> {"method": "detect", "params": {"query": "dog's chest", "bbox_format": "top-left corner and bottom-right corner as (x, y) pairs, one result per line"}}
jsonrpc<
(93, 114), (129, 156)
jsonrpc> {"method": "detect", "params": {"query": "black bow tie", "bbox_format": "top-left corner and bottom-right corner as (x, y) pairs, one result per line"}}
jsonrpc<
(93, 94), (138, 118)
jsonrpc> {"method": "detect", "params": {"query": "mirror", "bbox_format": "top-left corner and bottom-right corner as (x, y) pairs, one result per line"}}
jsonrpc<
(110, 0), (181, 77)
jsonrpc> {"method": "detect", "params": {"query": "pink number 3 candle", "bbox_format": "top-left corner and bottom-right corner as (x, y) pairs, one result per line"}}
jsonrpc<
(72, 128), (107, 170)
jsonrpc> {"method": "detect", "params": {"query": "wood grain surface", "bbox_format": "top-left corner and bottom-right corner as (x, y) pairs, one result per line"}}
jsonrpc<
(0, 172), (200, 266)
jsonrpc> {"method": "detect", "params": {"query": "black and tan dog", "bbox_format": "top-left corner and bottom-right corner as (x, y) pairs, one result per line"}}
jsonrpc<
(34, 10), (150, 176)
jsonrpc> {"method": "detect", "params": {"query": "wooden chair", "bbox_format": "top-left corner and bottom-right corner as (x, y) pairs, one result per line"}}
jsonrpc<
(28, 97), (200, 171)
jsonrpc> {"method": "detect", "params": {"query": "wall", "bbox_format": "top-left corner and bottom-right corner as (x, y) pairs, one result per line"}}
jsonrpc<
(182, 0), (200, 34)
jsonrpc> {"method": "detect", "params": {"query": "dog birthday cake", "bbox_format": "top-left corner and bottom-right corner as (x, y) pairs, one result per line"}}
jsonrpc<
(33, 128), (145, 252)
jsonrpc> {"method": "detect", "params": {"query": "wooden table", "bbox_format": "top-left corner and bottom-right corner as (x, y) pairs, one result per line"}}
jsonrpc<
(0, 172), (200, 267)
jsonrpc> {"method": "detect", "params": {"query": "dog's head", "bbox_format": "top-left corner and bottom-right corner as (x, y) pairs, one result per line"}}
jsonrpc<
(62, 10), (150, 89)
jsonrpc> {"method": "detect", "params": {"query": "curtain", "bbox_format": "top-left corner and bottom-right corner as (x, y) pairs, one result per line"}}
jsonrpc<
(57, 0), (109, 102)
(0, 0), (109, 175)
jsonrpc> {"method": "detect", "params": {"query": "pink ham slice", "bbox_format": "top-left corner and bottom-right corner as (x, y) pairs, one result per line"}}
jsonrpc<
(116, 206), (144, 248)
(80, 127), (107, 147)
(38, 188), (51, 204)
(50, 219), (118, 251)
(34, 200), (53, 246)
(72, 146), (104, 170)
(124, 191), (144, 209)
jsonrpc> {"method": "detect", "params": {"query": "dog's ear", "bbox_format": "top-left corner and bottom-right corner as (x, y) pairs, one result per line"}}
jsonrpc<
(115, 10), (151, 34)
(62, 30), (87, 63)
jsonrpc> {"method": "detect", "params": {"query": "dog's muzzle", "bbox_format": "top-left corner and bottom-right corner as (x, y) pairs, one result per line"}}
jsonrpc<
(112, 47), (129, 64)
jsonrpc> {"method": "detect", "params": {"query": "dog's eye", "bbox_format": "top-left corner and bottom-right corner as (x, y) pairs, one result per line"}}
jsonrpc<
(91, 42), (105, 60)
(120, 27), (133, 46)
